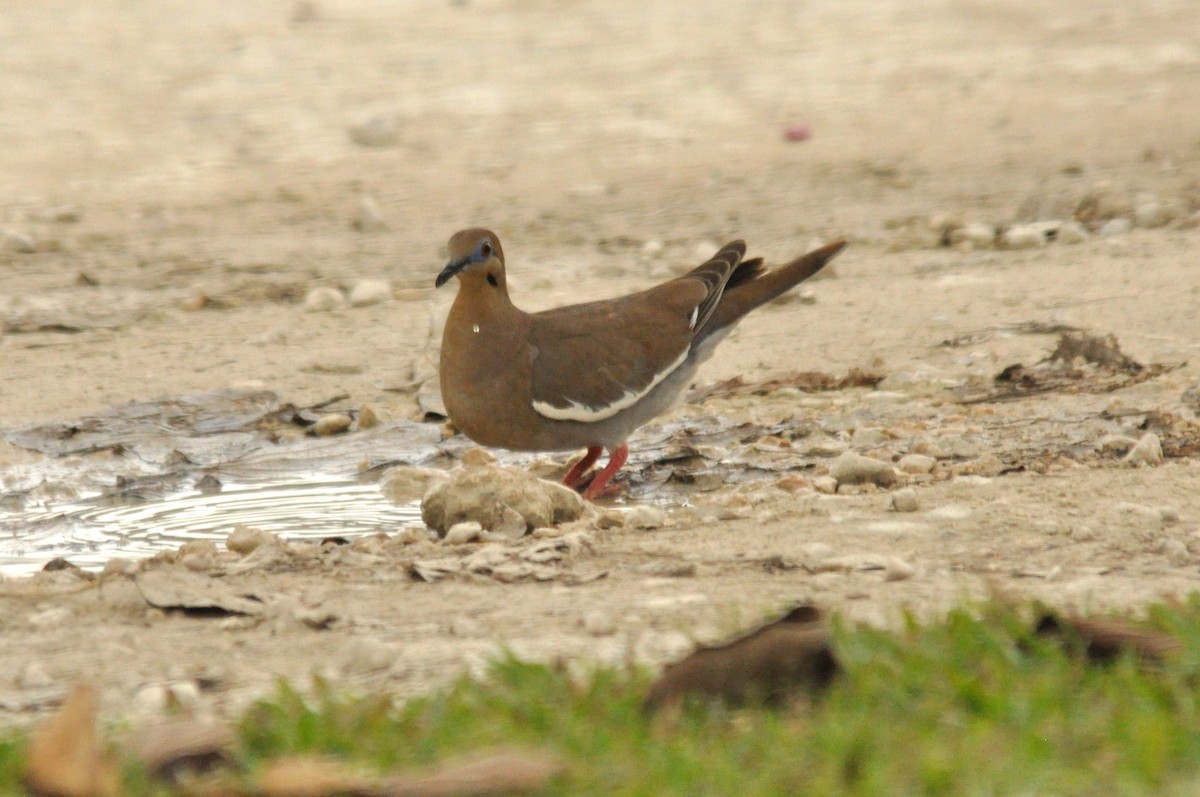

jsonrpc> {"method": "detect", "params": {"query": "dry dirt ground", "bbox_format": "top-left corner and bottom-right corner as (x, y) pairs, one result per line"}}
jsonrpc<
(2, 0), (1200, 723)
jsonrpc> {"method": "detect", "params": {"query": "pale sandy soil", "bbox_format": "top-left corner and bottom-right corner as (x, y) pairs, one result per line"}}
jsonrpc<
(1, 0), (1199, 723)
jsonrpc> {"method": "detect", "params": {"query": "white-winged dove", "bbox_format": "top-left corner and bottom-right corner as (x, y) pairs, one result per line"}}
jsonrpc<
(436, 230), (847, 499)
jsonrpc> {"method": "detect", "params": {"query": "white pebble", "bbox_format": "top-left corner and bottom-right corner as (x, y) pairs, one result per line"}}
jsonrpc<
(582, 609), (617, 637)
(949, 222), (995, 250)
(226, 524), (275, 555)
(884, 557), (916, 581)
(1124, 433), (1163, 467)
(2, 230), (36, 253)
(348, 279), (392, 306)
(304, 286), (347, 312)
(626, 505), (667, 530)
(1099, 218), (1131, 237)
(898, 454), (936, 474)
(851, 427), (887, 446)
(352, 196), (388, 232)
(890, 488), (920, 512)
(1001, 224), (1046, 249)
(641, 239), (664, 259)
(28, 607), (73, 629)
(1158, 539), (1189, 564)
(312, 413), (352, 436)
(831, 451), (898, 487)
(445, 521), (484, 544)
(101, 557), (137, 577)
(813, 476), (838, 494)
(1134, 198), (1171, 229)
(1057, 221), (1090, 245)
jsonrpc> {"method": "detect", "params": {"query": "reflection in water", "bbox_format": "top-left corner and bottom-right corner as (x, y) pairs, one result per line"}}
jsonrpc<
(0, 480), (423, 576)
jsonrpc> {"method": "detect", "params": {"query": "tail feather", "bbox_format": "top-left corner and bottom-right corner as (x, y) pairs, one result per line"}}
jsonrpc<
(706, 240), (847, 333)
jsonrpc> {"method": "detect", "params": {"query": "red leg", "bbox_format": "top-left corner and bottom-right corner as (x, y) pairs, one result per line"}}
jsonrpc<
(563, 446), (603, 489)
(582, 444), (629, 500)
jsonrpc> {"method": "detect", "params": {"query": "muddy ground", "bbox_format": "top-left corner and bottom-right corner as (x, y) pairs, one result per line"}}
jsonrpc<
(2, 0), (1200, 723)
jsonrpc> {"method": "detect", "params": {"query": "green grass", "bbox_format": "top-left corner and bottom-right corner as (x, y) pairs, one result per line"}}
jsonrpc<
(8, 600), (1200, 795)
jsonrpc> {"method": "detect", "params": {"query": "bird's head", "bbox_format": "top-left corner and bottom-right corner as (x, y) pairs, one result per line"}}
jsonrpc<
(436, 228), (505, 289)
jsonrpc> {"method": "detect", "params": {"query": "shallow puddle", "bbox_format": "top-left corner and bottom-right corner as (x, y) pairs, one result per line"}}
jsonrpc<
(0, 479), (423, 576)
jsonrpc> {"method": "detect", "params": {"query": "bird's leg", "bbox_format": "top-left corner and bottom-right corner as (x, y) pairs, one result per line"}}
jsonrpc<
(563, 446), (603, 489)
(581, 444), (629, 500)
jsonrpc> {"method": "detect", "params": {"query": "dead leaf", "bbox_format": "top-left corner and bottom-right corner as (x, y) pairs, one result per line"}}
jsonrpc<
(256, 756), (377, 797)
(1034, 613), (1182, 663)
(25, 684), (121, 797)
(644, 605), (839, 709)
(135, 569), (265, 616)
(687, 368), (883, 403)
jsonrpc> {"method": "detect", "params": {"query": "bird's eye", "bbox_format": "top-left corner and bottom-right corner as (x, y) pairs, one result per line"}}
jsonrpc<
(480, 242), (492, 258)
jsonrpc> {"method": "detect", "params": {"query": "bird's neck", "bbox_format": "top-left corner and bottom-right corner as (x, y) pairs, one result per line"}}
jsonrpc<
(447, 280), (523, 338)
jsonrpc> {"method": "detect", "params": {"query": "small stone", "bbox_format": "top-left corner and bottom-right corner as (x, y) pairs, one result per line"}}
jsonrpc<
(851, 427), (887, 447)
(422, 465), (586, 536)
(910, 440), (948, 459)
(1001, 224), (1046, 249)
(304, 286), (347, 312)
(380, 466), (447, 504)
(337, 638), (396, 675)
(347, 114), (400, 147)
(1124, 433), (1163, 466)
(594, 510), (625, 530)
(949, 222), (995, 250)
(1098, 434), (1138, 455)
(493, 506), (528, 539)
(951, 454), (1005, 478)
(1160, 507), (1181, 525)
(2, 230), (36, 253)
(348, 279), (391, 306)
(883, 557), (916, 581)
(1099, 217), (1131, 237)
(1158, 538), (1189, 564)
(226, 524), (274, 555)
(898, 454), (936, 474)
(774, 474), (809, 493)
(582, 609), (617, 637)
(831, 451), (897, 487)
(101, 557), (137, 577)
(813, 475), (838, 494)
(47, 205), (82, 223)
(1057, 221), (1090, 245)
(29, 607), (73, 629)
(312, 414), (352, 436)
(1133, 197), (1171, 229)
(351, 196), (388, 232)
(356, 405), (381, 429)
(890, 488), (920, 512)
(17, 662), (54, 689)
(626, 505), (667, 530)
(692, 240), (719, 261)
(445, 521), (484, 545)
(461, 447), (497, 468)
(641, 239), (664, 259)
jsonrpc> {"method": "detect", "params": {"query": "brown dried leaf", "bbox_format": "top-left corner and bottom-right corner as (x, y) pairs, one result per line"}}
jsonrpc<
(255, 756), (378, 797)
(132, 719), (236, 785)
(25, 685), (121, 797)
(644, 606), (839, 709)
(687, 368), (883, 402)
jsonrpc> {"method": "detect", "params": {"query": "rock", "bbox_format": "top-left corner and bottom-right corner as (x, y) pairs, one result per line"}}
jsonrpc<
(226, 525), (275, 555)
(348, 279), (391, 306)
(380, 466), (447, 504)
(178, 540), (219, 571)
(347, 114), (400, 147)
(594, 510), (625, 530)
(640, 239), (664, 259)
(1001, 224), (1046, 249)
(493, 506), (528, 539)
(851, 427), (887, 447)
(461, 447), (497, 468)
(1157, 538), (1189, 564)
(101, 557), (137, 577)
(1098, 434), (1138, 455)
(830, 451), (897, 487)
(582, 610), (617, 637)
(1133, 196), (1171, 229)
(1124, 433), (1163, 467)
(132, 682), (202, 716)
(444, 521), (484, 545)
(898, 454), (936, 474)
(356, 404), (381, 429)
(303, 286), (347, 312)
(1099, 217), (1131, 238)
(29, 607), (73, 629)
(937, 436), (979, 458)
(883, 557), (916, 581)
(17, 662), (54, 689)
(337, 638), (396, 675)
(312, 413), (352, 436)
(1160, 507), (1181, 525)
(421, 465), (586, 536)
(951, 454), (1005, 477)
(1057, 221), (1090, 245)
(774, 474), (809, 493)
(626, 505), (667, 530)
(2, 230), (36, 253)
(813, 476), (838, 494)
(910, 440), (948, 459)
(890, 488), (920, 512)
(351, 196), (388, 232)
(948, 222), (996, 250)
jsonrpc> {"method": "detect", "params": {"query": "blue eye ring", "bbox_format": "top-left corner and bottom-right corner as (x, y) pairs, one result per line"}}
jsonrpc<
(477, 240), (493, 259)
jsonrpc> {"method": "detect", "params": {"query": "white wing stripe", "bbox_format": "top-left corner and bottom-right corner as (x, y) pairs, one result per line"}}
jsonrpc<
(532, 347), (690, 422)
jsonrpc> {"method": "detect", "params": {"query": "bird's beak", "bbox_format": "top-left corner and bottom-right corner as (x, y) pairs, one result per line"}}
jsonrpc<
(435, 255), (470, 288)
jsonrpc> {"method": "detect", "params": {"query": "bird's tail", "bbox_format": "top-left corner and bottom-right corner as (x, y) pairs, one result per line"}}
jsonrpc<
(707, 239), (847, 331)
